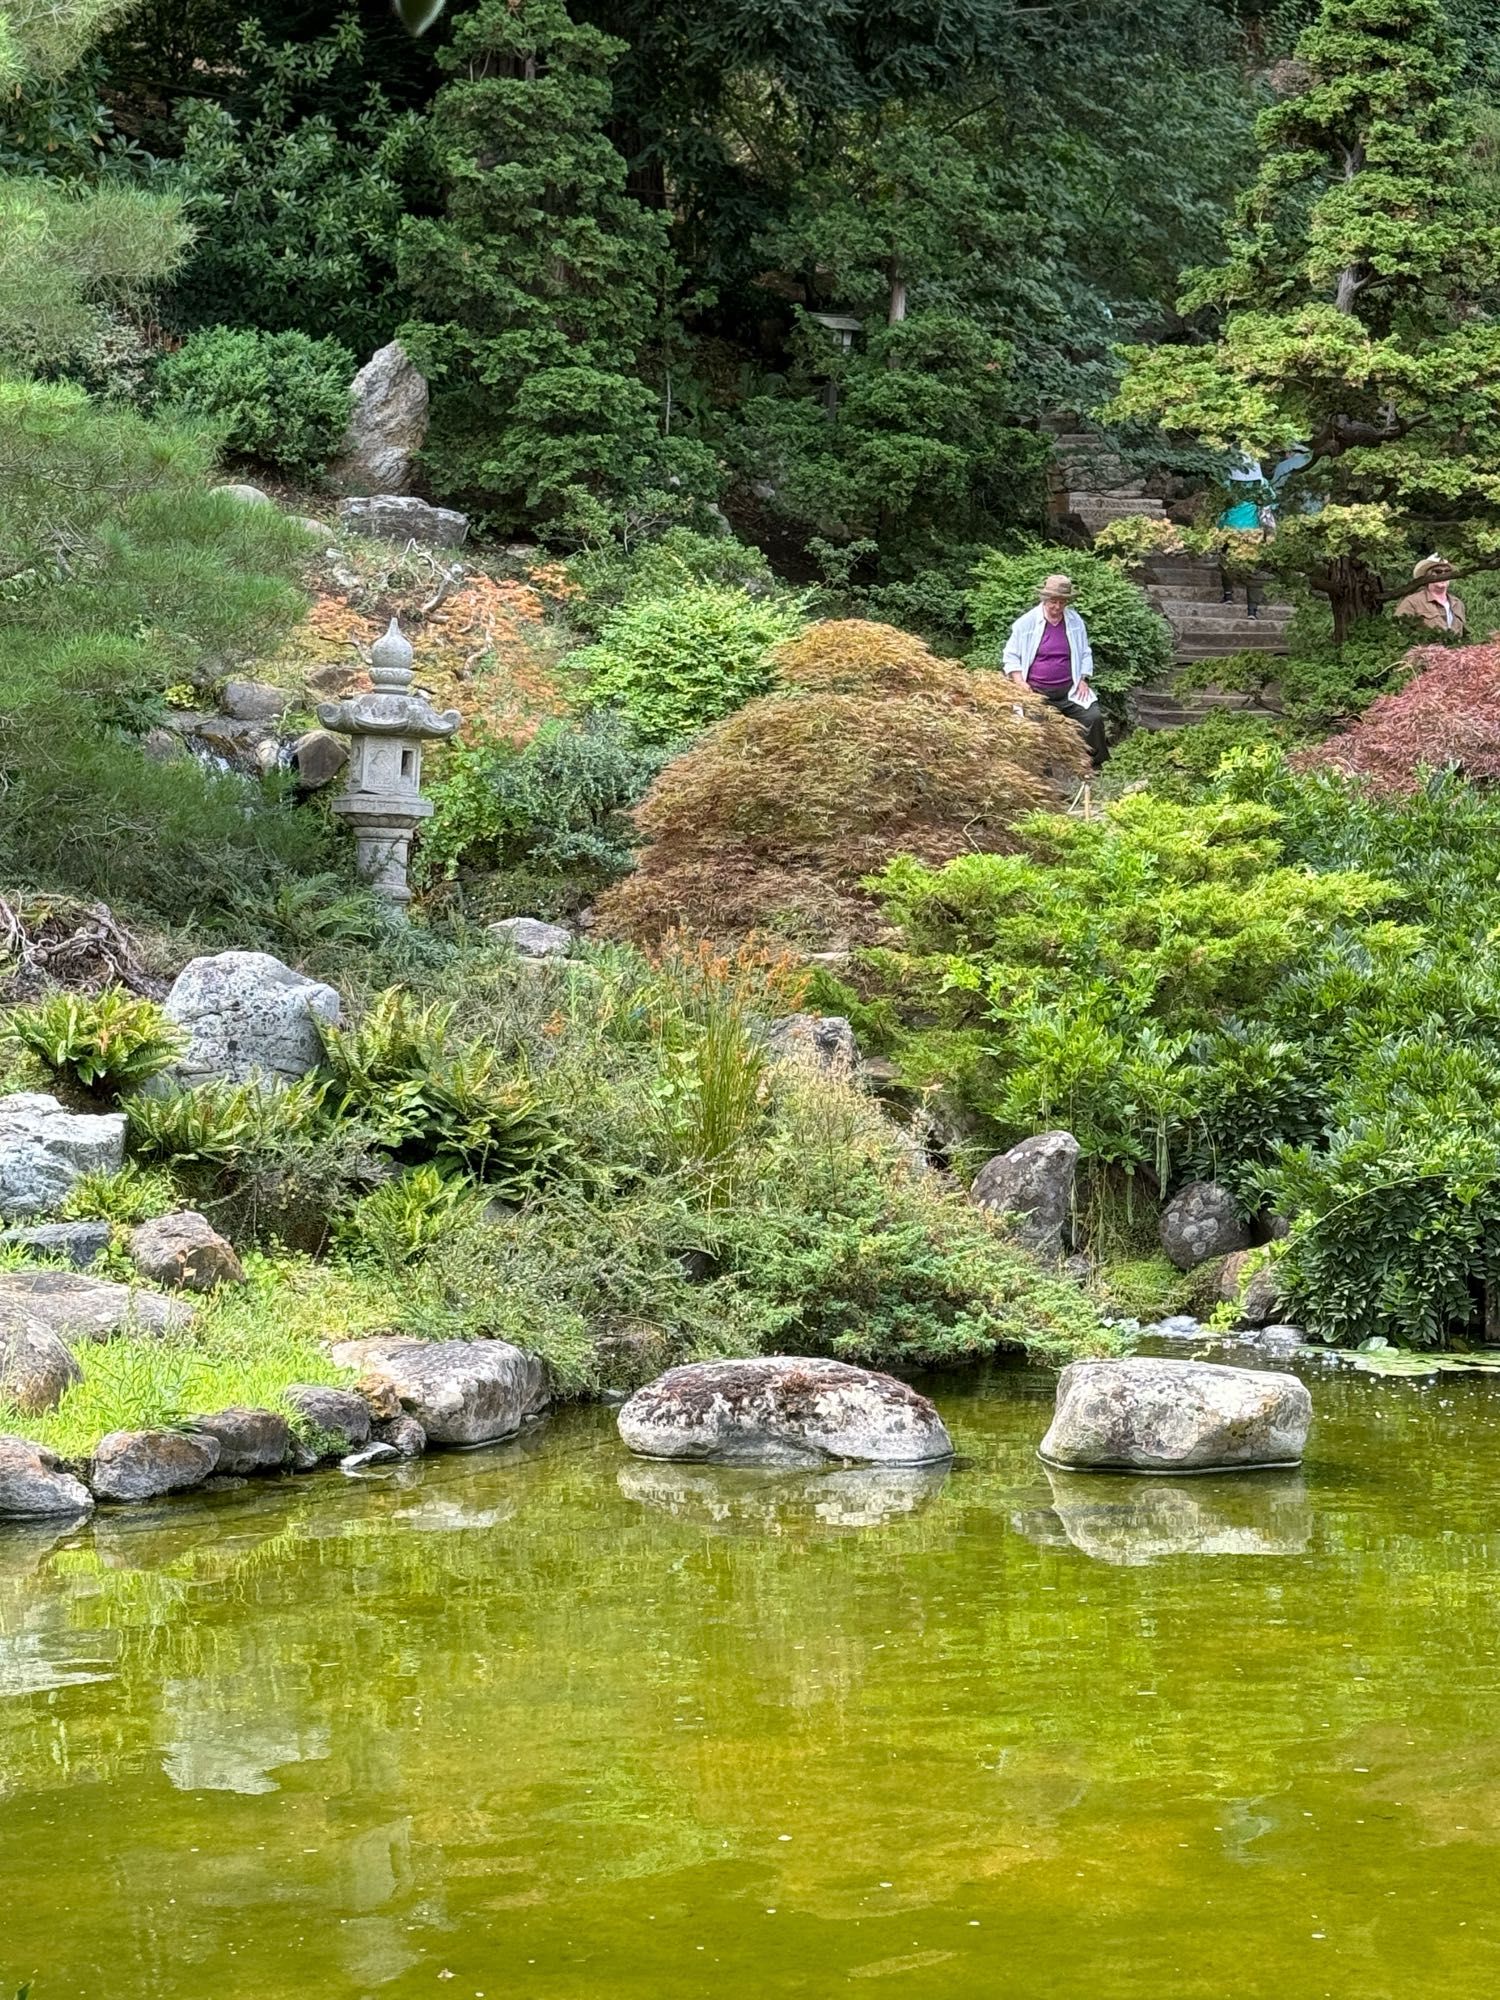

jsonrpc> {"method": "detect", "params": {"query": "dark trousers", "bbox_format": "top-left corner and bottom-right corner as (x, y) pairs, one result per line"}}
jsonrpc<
(1032, 681), (1109, 768)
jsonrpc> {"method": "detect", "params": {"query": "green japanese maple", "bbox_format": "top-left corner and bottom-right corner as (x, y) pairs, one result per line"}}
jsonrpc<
(1111, 0), (1500, 642)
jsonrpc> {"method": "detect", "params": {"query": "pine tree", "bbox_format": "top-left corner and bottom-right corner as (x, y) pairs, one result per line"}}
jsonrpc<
(398, 0), (714, 539)
(1111, 0), (1500, 642)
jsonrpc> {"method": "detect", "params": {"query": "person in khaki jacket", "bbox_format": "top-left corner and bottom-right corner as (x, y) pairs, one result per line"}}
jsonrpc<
(1394, 555), (1467, 636)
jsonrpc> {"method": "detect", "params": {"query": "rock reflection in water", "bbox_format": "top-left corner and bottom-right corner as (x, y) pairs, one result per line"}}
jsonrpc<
(1012, 1465), (1312, 1565)
(618, 1456), (951, 1531)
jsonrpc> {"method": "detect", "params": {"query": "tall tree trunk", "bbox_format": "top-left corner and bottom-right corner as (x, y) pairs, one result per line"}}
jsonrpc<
(1329, 552), (1386, 645)
(887, 260), (907, 326)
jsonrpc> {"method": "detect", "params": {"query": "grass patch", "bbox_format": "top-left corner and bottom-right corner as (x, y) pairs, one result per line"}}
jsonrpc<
(0, 1254), (391, 1460)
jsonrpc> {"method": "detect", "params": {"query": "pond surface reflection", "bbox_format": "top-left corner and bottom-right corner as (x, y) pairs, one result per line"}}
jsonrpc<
(2, 1357), (1499, 1998)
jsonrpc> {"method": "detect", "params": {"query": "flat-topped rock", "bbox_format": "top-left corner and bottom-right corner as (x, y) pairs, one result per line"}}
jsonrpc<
(0, 1092), (126, 1220)
(0, 1220), (111, 1269)
(219, 678), (288, 723)
(330, 1337), (548, 1447)
(0, 1269), (192, 1344)
(160, 950), (340, 1087)
(488, 916), (573, 959)
(1039, 1357), (1311, 1473)
(337, 494), (468, 549)
(618, 1356), (954, 1468)
(89, 1428), (221, 1502)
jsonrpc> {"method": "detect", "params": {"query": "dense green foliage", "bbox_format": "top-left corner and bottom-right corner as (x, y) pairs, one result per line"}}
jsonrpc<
(1112, 0), (1500, 640)
(418, 713), (664, 916)
(169, 16), (435, 356)
(5, 986), (182, 1096)
(155, 325), (354, 476)
(573, 583), (807, 742)
(0, 379), (337, 920)
(398, 0), (713, 536)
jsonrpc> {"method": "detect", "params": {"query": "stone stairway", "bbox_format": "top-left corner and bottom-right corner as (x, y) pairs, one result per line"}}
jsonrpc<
(1048, 431), (1167, 537)
(1131, 554), (1292, 730)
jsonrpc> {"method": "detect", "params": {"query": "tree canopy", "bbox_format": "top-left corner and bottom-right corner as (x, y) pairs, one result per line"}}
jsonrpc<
(1111, 0), (1500, 639)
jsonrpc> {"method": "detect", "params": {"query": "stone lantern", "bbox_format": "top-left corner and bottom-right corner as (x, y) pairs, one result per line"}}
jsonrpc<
(317, 618), (459, 909)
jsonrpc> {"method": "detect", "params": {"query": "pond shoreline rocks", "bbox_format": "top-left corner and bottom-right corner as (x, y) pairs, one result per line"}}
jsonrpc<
(1040, 1356), (1312, 1473)
(618, 1357), (954, 1467)
(329, 1336), (550, 1446)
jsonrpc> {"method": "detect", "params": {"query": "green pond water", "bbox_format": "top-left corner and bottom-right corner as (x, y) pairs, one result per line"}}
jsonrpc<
(3, 1346), (1500, 2000)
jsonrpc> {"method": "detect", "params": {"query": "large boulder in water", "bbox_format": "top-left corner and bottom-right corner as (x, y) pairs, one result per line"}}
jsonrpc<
(1039, 1357), (1311, 1473)
(160, 950), (340, 1088)
(969, 1131), (1079, 1260)
(618, 1356), (954, 1468)
(1159, 1179), (1250, 1270)
(330, 1337), (548, 1446)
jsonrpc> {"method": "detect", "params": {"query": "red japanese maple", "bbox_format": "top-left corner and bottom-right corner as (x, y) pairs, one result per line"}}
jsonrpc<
(1296, 642), (1500, 793)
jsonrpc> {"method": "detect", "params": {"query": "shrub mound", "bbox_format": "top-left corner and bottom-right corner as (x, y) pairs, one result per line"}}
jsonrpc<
(594, 618), (1088, 947)
(1296, 640), (1500, 792)
(573, 582), (807, 742)
(156, 325), (354, 477)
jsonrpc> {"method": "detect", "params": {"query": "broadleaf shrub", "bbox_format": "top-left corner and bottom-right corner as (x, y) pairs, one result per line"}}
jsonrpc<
(156, 325), (354, 477)
(573, 584), (808, 742)
(968, 543), (1173, 705)
(595, 618), (1088, 948)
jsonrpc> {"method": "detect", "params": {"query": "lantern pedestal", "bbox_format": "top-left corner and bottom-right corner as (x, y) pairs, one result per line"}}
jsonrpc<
(316, 618), (459, 911)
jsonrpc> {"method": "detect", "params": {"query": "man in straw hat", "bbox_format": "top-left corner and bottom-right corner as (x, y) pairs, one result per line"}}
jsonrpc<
(1001, 572), (1109, 766)
(1393, 555), (1466, 636)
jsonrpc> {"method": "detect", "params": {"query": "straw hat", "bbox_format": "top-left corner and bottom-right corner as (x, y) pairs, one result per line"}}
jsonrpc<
(1037, 573), (1074, 601)
(1412, 554), (1454, 583)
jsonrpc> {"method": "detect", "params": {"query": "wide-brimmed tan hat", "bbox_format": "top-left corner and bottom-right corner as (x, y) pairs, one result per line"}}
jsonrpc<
(1037, 573), (1074, 601)
(1413, 553), (1454, 582)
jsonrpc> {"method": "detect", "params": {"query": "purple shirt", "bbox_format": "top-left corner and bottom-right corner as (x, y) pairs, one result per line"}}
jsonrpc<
(1028, 615), (1074, 691)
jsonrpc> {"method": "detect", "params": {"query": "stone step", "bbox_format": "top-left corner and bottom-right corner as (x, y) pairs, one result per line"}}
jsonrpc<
(1130, 685), (1281, 730)
(1143, 563), (1220, 587)
(1175, 632), (1290, 658)
(1160, 602), (1295, 629)
(1066, 492), (1162, 515)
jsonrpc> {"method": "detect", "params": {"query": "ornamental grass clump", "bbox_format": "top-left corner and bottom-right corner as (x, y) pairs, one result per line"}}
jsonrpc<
(594, 618), (1087, 947)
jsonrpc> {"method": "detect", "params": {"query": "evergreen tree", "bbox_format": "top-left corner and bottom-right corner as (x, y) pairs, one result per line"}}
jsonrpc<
(1112, 0), (1500, 641)
(397, 0), (715, 539)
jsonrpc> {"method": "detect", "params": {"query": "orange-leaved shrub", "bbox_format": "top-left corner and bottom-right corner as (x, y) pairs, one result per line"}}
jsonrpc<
(1295, 640), (1500, 793)
(593, 619), (1088, 947)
